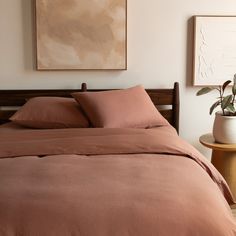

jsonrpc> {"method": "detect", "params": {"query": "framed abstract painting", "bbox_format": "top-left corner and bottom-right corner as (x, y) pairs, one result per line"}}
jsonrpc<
(35, 0), (127, 70)
(193, 16), (236, 85)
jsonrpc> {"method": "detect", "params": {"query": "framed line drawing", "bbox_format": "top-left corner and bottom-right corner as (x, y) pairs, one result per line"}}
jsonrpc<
(35, 0), (127, 70)
(193, 16), (236, 86)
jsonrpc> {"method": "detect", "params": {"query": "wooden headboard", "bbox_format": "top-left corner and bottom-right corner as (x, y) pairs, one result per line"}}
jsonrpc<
(0, 82), (180, 133)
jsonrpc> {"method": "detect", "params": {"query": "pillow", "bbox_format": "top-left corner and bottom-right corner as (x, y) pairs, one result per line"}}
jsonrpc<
(72, 85), (169, 128)
(10, 97), (89, 129)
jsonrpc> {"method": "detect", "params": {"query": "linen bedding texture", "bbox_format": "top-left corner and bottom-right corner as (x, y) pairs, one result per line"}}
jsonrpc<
(72, 85), (169, 128)
(10, 97), (89, 129)
(0, 126), (236, 235)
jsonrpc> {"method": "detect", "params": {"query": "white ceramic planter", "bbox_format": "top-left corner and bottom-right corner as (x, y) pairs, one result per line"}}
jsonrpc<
(213, 112), (236, 144)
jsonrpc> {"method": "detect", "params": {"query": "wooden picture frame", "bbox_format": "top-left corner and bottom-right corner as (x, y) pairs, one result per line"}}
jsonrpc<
(193, 15), (236, 86)
(35, 0), (127, 70)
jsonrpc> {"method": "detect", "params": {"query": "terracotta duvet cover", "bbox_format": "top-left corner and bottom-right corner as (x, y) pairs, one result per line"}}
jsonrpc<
(0, 125), (235, 236)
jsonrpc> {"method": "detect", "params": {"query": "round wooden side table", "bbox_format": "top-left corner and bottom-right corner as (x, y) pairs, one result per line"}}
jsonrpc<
(200, 133), (236, 199)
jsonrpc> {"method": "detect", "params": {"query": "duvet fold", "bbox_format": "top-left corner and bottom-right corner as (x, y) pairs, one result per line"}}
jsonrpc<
(0, 126), (234, 204)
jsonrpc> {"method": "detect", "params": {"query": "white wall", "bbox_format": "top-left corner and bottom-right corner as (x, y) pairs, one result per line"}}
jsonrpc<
(1, 0), (236, 158)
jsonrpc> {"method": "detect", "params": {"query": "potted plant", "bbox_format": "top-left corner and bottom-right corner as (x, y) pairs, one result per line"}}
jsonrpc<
(196, 75), (236, 144)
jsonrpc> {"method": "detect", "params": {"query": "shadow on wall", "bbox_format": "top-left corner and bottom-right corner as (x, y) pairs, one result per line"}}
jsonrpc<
(21, 0), (35, 71)
(185, 17), (194, 88)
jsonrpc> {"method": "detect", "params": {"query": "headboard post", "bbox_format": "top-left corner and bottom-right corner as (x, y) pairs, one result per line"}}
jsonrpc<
(81, 83), (87, 92)
(173, 82), (180, 134)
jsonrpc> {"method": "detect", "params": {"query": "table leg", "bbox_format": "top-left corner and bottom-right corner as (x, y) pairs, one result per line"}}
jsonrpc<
(211, 150), (236, 199)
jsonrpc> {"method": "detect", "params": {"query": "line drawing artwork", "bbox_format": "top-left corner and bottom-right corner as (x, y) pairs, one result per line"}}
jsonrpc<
(194, 16), (236, 85)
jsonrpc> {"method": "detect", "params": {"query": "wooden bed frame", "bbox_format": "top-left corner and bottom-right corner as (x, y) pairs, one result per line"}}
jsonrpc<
(0, 82), (180, 133)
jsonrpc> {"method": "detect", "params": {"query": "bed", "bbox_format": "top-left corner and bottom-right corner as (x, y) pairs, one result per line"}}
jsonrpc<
(0, 82), (236, 236)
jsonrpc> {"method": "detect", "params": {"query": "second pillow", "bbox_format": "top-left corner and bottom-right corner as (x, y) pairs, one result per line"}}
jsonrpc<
(72, 85), (169, 128)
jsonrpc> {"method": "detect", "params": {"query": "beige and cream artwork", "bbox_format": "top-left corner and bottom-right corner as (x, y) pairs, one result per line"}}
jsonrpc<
(35, 0), (127, 70)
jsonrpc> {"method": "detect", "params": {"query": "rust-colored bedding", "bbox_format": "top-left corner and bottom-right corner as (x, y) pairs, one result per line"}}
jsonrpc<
(0, 125), (235, 235)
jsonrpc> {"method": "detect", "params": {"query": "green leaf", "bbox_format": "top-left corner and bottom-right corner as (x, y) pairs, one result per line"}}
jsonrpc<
(222, 80), (232, 92)
(221, 95), (233, 109)
(226, 104), (236, 113)
(209, 101), (220, 115)
(196, 87), (214, 96)
(232, 83), (236, 95)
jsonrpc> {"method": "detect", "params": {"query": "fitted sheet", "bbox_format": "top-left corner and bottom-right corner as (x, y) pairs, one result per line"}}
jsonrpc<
(0, 125), (235, 236)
